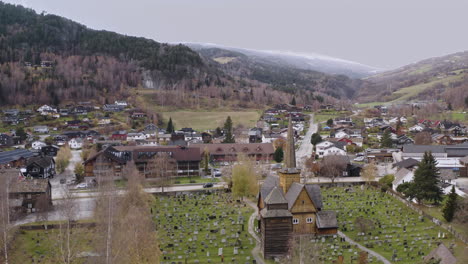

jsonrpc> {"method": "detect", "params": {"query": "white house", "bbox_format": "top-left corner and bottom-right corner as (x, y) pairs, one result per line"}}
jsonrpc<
(69, 138), (83, 149)
(409, 124), (425, 133)
(98, 117), (111, 125)
(392, 168), (414, 191)
(37, 105), (56, 113)
(334, 130), (349, 139)
(127, 132), (146, 141)
(321, 146), (347, 158)
(114, 100), (128, 107)
(31, 141), (47, 150)
(316, 141), (335, 156)
(33, 125), (49, 134)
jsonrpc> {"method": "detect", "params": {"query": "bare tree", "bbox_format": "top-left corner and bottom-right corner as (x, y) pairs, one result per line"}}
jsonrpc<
(354, 217), (375, 234)
(35, 193), (52, 230)
(414, 132), (432, 145)
(319, 155), (348, 183)
(279, 235), (323, 264)
(361, 162), (377, 185)
(0, 169), (16, 264)
(146, 153), (176, 193)
(93, 156), (118, 264)
(54, 187), (79, 264)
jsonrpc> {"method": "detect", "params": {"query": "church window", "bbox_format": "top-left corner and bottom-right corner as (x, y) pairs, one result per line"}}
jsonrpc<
(293, 218), (299, 224)
(306, 217), (313, 223)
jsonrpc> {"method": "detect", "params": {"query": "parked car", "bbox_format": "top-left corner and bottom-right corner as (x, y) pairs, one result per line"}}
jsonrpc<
(271, 163), (282, 170)
(354, 156), (365, 162)
(213, 169), (222, 177)
(76, 183), (87, 189)
(203, 183), (214, 188)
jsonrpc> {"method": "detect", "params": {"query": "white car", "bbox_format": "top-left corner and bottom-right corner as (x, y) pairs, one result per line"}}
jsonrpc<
(76, 183), (87, 189)
(213, 169), (222, 177)
(353, 156), (365, 162)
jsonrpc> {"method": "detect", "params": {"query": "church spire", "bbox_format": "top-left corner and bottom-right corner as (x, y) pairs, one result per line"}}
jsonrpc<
(285, 114), (296, 169)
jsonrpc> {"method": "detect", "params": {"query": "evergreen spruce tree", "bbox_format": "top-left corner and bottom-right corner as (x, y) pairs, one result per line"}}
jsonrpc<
(290, 97), (296, 106)
(273, 147), (284, 163)
(222, 116), (235, 143)
(166, 117), (174, 133)
(310, 133), (323, 145)
(326, 118), (334, 127)
(410, 151), (443, 204)
(380, 128), (393, 148)
(442, 186), (458, 222)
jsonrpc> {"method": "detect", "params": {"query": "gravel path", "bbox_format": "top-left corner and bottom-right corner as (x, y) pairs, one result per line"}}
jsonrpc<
(245, 200), (265, 264)
(338, 231), (391, 264)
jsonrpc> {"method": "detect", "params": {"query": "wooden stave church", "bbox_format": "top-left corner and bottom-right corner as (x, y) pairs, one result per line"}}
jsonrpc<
(257, 116), (338, 259)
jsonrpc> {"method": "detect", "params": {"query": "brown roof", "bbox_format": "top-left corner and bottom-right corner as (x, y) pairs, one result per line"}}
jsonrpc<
(192, 143), (274, 157)
(115, 146), (201, 162)
(10, 179), (50, 193)
(424, 243), (457, 264)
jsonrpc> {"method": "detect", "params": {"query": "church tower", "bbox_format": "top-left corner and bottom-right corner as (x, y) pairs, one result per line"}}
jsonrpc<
(279, 115), (301, 194)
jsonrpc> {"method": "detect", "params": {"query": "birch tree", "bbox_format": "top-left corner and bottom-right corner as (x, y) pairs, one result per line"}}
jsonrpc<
(0, 169), (16, 264)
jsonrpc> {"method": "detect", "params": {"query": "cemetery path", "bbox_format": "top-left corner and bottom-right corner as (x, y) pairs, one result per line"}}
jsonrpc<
(245, 200), (265, 264)
(337, 231), (392, 264)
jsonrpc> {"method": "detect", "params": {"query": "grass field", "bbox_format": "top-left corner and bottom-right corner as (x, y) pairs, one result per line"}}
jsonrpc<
(153, 192), (255, 263)
(162, 111), (261, 131)
(322, 186), (468, 264)
(9, 227), (94, 264)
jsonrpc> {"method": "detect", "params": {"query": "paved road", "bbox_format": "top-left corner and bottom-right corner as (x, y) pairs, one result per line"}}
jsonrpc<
(296, 114), (317, 169)
(338, 231), (391, 264)
(50, 149), (82, 200)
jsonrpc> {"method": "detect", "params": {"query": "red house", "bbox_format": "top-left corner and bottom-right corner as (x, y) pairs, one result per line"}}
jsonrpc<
(111, 130), (127, 140)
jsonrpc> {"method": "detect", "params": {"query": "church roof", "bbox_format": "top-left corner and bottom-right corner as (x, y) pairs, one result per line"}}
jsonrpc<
(316, 211), (338, 229)
(305, 184), (323, 209)
(423, 243), (457, 264)
(260, 208), (293, 218)
(264, 186), (287, 205)
(285, 182), (304, 209)
(260, 176), (280, 200)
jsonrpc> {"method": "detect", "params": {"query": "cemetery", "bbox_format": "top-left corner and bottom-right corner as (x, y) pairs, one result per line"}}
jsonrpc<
(153, 191), (255, 264)
(321, 185), (462, 264)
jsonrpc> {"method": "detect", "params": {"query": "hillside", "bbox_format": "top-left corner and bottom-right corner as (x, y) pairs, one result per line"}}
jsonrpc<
(0, 2), (372, 108)
(357, 51), (468, 108)
(190, 45), (368, 101)
(187, 43), (380, 78)
(0, 2), (212, 105)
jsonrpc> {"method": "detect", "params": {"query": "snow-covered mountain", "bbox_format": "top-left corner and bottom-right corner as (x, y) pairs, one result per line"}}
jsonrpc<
(185, 42), (381, 78)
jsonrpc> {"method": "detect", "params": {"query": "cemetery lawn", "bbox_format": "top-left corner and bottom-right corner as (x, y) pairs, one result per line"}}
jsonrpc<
(153, 192), (255, 264)
(321, 186), (465, 264)
(9, 228), (94, 264)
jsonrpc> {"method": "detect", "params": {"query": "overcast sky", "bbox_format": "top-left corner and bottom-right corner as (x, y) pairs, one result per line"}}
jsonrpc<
(6, 0), (468, 69)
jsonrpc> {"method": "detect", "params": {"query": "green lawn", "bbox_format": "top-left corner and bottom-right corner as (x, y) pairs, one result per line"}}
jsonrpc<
(9, 227), (94, 264)
(153, 192), (255, 263)
(321, 186), (466, 264)
(162, 111), (261, 131)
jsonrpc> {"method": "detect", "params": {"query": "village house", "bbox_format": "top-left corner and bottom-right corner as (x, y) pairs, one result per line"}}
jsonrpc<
(127, 132), (146, 141)
(392, 168), (414, 191)
(84, 145), (201, 178)
(103, 104), (124, 112)
(257, 117), (337, 259)
(0, 149), (36, 167)
(31, 140), (47, 150)
(37, 105), (56, 115)
(25, 156), (56, 178)
(111, 130), (127, 141)
(98, 117), (111, 125)
(114, 100), (128, 107)
(9, 178), (52, 215)
(409, 124), (425, 133)
(33, 125), (49, 134)
(365, 148), (400, 163)
(69, 138), (84, 149)
(41, 145), (59, 157)
(0, 133), (14, 147)
(192, 143), (275, 162)
(316, 141), (347, 158)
